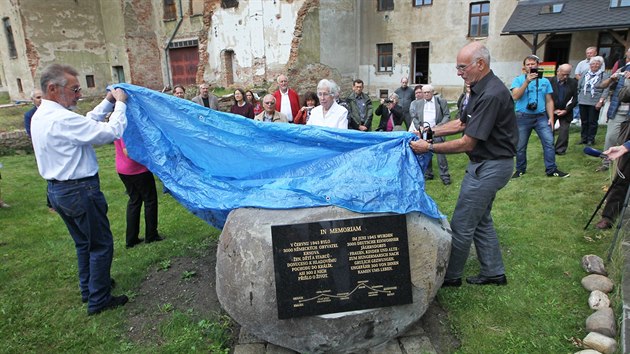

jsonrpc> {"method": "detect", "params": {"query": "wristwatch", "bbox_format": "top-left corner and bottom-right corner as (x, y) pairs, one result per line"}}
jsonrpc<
(428, 143), (434, 153)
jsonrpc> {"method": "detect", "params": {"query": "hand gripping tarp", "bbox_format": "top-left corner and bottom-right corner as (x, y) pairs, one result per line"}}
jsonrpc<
(115, 83), (444, 229)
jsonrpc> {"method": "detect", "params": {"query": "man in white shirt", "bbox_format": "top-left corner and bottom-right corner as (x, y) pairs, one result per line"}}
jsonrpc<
(31, 64), (129, 315)
(307, 79), (348, 129)
(409, 84), (452, 185)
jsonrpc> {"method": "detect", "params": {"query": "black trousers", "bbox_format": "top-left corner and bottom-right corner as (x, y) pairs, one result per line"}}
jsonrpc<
(602, 124), (630, 222)
(554, 114), (572, 154)
(118, 171), (158, 243)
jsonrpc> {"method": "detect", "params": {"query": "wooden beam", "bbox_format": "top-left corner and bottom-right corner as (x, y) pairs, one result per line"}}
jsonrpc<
(517, 34), (534, 52)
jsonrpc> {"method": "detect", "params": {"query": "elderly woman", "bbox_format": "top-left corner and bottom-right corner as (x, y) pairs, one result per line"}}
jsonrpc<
(307, 79), (348, 129)
(375, 93), (404, 131)
(577, 56), (610, 145)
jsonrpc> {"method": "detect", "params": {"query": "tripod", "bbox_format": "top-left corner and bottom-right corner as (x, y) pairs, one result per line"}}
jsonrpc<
(584, 152), (630, 229)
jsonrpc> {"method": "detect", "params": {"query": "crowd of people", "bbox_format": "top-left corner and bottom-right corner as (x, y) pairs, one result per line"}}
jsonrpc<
(11, 41), (630, 317)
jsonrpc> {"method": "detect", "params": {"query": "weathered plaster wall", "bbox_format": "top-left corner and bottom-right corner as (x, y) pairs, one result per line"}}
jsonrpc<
(319, 0), (357, 78)
(205, 0), (307, 87)
(0, 0), (35, 100)
(121, 0), (163, 89)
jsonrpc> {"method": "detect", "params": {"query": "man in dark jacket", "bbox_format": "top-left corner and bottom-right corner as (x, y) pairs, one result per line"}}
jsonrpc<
(346, 79), (373, 131)
(550, 64), (578, 155)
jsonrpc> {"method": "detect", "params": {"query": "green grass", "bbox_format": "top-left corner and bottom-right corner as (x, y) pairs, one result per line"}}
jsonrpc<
(0, 145), (224, 352)
(0, 99), (625, 353)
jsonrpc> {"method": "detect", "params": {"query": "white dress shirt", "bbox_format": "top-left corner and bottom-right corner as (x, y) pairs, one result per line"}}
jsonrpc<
(307, 101), (348, 129)
(423, 99), (437, 127)
(31, 99), (127, 181)
(279, 90), (294, 122)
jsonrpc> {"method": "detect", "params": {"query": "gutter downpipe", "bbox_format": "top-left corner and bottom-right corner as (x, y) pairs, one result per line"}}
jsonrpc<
(164, 0), (184, 87)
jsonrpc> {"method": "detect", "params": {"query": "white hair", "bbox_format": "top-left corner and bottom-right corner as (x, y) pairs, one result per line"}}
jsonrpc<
(317, 79), (340, 96)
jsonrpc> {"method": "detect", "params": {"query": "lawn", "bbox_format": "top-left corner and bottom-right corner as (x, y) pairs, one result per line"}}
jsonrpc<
(0, 98), (624, 353)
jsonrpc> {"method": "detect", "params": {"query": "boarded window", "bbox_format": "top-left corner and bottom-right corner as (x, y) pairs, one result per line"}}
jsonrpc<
(3, 17), (17, 58)
(378, 0), (394, 11)
(86, 75), (95, 88)
(163, 0), (177, 20)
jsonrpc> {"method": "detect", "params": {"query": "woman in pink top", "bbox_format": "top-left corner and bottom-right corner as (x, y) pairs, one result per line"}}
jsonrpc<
(114, 139), (163, 248)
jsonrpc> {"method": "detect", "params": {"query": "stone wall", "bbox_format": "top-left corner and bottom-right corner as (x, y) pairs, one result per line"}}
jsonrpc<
(0, 130), (33, 155)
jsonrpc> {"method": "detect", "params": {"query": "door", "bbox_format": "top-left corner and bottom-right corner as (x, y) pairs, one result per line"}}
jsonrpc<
(169, 46), (199, 85)
(411, 42), (429, 85)
(543, 34), (571, 69)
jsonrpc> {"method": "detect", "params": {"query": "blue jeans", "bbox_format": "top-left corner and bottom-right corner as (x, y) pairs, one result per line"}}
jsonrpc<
(47, 174), (114, 312)
(445, 158), (513, 279)
(515, 113), (557, 174)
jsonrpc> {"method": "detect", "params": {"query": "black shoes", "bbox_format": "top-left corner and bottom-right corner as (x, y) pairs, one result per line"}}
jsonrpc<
(547, 169), (570, 178)
(442, 278), (462, 287)
(466, 274), (508, 286)
(88, 295), (129, 315)
(511, 171), (524, 179)
(146, 235), (165, 244)
(126, 238), (144, 249)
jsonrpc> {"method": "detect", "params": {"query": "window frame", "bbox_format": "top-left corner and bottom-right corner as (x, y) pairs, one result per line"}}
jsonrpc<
(468, 1), (490, 38)
(610, 0), (630, 8)
(163, 0), (177, 21)
(412, 0), (432, 7)
(377, 43), (393, 73)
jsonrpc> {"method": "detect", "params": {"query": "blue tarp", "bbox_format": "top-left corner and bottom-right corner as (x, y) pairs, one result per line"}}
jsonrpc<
(115, 83), (444, 229)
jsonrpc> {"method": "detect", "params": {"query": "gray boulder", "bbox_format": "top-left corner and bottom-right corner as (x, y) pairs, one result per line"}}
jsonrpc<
(582, 331), (617, 354)
(585, 307), (616, 338)
(216, 206), (451, 354)
(588, 290), (610, 311)
(581, 255), (607, 276)
(581, 274), (614, 293)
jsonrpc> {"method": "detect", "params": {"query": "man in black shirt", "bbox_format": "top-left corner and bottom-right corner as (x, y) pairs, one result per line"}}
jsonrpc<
(410, 42), (517, 287)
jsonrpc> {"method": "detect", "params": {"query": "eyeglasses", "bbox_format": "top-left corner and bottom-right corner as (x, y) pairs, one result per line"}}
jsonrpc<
(59, 85), (82, 93)
(455, 59), (478, 72)
(263, 101), (275, 105)
(317, 92), (332, 97)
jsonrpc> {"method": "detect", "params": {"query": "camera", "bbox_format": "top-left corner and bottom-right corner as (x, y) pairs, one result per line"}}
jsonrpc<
(526, 102), (538, 111)
(530, 67), (543, 79)
(383, 98), (393, 104)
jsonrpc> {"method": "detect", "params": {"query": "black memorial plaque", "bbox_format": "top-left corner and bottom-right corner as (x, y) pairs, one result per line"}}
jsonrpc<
(271, 214), (411, 319)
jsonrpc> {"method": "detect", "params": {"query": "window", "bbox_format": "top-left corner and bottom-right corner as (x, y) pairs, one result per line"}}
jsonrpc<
(163, 0), (177, 20)
(540, 3), (564, 14)
(3, 17), (17, 58)
(413, 0), (432, 6)
(379, 90), (389, 100)
(17, 78), (23, 93)
(378, 0), (394, 11)
(221, 0), (238, 9)
(610, 0), (630, 8)
(377, 44), (393, 72)
(86, 75), (95, 88)
(468, 2), (490, 37)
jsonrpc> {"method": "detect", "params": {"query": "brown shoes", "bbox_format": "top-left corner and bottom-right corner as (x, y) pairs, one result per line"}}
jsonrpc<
(595, 218), (613, 230)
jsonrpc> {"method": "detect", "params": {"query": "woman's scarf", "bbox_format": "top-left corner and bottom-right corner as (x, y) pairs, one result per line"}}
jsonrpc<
(583, 67), (604, 97)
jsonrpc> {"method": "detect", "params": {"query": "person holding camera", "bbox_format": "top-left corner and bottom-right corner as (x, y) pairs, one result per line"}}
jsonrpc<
(510, 54), (569, 178)
(375, 93), (403, 132)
